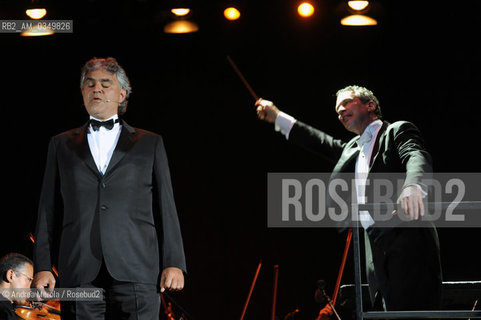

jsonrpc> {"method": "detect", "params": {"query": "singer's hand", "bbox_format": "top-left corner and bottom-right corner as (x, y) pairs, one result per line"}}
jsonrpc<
(33, 271), (56, 290)
(160, 267), (184, 292)
(393, 185), (424, 220)
(32, 271), (56, 300)
(255, 98), (279, 123)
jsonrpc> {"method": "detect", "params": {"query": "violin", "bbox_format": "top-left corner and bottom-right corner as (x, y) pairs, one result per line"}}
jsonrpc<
(14, 300), (61, 320)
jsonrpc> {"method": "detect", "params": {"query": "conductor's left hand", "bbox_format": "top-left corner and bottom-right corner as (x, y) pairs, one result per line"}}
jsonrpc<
(160, 267), (184, 292)
(393, 185), (424, 220)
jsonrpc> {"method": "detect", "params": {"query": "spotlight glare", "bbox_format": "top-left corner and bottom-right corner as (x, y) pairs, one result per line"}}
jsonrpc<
(341, 14), (377, 26)
(164, 20), (199, 33)
(347, 1), (369, 11)
(21, 25), (54, 36)
(297, 2), (314, 18)
(224, 7), (241, 21)
(171, 8), (190, 16)
(26, 8), (47, 19)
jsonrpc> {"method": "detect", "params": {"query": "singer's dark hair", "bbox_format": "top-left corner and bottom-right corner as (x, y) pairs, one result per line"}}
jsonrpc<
(336, 85), (382, 119)
(0, 253), (33, 282)
(80, 57), (132, 115)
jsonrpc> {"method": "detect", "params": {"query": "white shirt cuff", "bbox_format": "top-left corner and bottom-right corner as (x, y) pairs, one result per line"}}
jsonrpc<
(404, 183), (428, 198)
(275, 111), (297, 140)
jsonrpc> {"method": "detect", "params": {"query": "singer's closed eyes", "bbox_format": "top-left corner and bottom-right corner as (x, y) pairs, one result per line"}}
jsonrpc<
(85, 78), (113, 88)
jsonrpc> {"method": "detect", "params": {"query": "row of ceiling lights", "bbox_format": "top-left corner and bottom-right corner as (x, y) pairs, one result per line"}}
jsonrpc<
(299, 0), (377, 26)
(19, 0), (377, 36)
(165, 1), (377, 33)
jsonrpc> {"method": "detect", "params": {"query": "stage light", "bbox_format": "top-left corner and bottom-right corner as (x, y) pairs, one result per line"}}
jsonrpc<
(341, 0), (377, 26)
(348, 1), (369, 11)
(26, 8), (47, 19)
(224, 7), (241, 21)
(164, 20), (199, 33)
(297, 2), (315, 18)
(25, 0), (47, 19)
(340, 14), (377, 26)
(164, 3), (198, 34)
(21, 24), (54, 36)
(171, 8), (190, 16)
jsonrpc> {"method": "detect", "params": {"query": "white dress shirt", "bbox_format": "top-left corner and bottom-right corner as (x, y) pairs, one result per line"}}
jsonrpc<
(87, 115), (122, 175)
(354, 120), (383, 228)
(275, 113), (383, 228)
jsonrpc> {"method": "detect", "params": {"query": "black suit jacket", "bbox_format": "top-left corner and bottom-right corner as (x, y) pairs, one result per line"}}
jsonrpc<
(289, 120), (442, 307)
(289, 120), (433, 231)
(290, 120), (432, 187)
(33, 120), (186, 287)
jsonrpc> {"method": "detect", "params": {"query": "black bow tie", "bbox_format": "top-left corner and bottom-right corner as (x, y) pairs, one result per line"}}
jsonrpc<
(90, 118), (119, 131)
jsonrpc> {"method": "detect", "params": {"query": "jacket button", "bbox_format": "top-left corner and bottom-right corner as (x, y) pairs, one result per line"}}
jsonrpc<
(100, 205), (108, 211)
(101, 182), (106, 189)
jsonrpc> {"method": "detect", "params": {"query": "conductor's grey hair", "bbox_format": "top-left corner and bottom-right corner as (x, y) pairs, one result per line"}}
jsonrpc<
(336, 85), (382, 119)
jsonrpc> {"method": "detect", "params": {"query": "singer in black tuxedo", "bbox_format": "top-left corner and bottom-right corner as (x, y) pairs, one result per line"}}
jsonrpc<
(256, 86), (442, 312)
(33, 57), (186, 320)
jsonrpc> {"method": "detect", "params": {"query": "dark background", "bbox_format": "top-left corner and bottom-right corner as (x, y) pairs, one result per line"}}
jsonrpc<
(1, 0), (480, 319)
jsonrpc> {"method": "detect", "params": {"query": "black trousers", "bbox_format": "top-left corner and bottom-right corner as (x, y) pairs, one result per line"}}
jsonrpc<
(61, 262), (161, 320)
(369, 227), (443, 311)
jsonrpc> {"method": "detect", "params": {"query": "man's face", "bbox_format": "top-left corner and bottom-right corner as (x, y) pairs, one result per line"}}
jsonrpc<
(11, 263), (34, 303)
(335, 91), (372, 135)
(81, 69), (126, 120)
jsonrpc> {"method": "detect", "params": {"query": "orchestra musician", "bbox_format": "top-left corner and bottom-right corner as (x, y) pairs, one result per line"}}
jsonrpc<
(0, 253), (34, 320)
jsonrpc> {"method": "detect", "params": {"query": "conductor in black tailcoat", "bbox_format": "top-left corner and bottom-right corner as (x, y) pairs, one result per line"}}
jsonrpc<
(256, 85), (442, 311)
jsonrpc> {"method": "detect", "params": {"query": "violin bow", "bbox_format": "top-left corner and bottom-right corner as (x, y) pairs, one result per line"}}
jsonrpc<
(240, 260), (262, 320)
(332, 228), (352, 305)
(315, 228), (352, 320)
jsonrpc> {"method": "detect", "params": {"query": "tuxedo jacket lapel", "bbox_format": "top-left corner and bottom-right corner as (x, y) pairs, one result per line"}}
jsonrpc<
(333, 140), (359, 174)
(369, 121), (389, 171)
(333, 121), (389, 174)
(73, 122), (100, 177)
(104, 120), (136, 177)
(73, 120), (137, 178)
